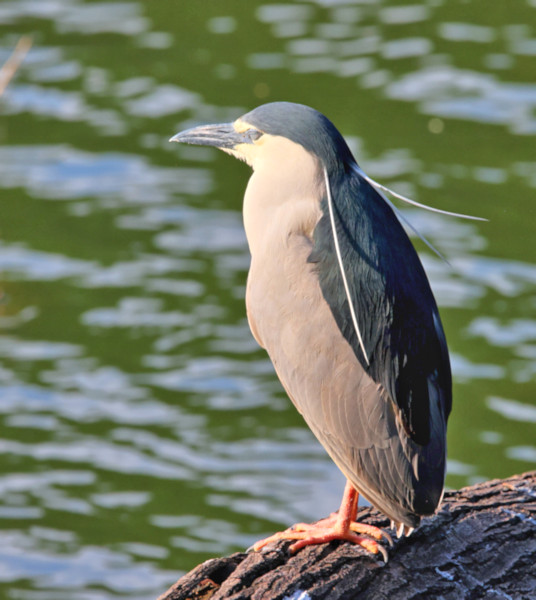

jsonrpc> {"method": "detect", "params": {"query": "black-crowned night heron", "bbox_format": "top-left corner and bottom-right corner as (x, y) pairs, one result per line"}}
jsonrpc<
(170, 102), (458, 560)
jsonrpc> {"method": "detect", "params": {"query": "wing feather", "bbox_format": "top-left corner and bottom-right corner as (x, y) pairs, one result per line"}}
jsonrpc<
(308, 168), (452, 446)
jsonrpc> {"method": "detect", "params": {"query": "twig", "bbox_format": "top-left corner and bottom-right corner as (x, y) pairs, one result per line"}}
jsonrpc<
(0, 36), (32, 97)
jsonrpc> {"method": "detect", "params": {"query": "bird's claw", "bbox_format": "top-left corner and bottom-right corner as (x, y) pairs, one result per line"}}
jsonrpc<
(348, 521), (393, 547)
(251, 521), (390, 562)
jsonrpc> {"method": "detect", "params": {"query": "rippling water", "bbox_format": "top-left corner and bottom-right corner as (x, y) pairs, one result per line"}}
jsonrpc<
(1, 1), (535, 598)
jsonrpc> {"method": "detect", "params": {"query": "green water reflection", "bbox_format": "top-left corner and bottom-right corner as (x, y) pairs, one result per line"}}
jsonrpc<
(0, 1), (535, 598)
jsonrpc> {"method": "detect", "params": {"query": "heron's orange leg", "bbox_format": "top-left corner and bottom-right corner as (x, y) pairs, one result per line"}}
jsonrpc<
(252, 480), (392, 561)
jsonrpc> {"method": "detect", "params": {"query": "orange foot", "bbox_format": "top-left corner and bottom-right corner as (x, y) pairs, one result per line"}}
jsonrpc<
(252, 482), (393, 561)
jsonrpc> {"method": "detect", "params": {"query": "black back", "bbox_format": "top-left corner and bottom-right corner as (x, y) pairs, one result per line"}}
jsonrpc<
(309, 169), (452, 445)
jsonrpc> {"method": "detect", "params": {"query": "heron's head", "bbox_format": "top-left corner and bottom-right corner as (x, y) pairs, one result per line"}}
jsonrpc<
(170, 102), (356, 173)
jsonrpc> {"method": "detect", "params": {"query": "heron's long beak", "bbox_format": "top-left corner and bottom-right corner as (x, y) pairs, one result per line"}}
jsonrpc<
(170, 123), (250, 149)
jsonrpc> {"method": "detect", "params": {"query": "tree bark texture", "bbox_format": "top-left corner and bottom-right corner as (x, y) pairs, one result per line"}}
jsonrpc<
(158, 471), (536, 600)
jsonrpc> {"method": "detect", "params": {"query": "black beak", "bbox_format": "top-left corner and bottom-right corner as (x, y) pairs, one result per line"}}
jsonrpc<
(170, 122), (255, 149)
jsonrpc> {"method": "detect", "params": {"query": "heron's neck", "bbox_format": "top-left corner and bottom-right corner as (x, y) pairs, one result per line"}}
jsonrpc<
(242, 140), (324, 258)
